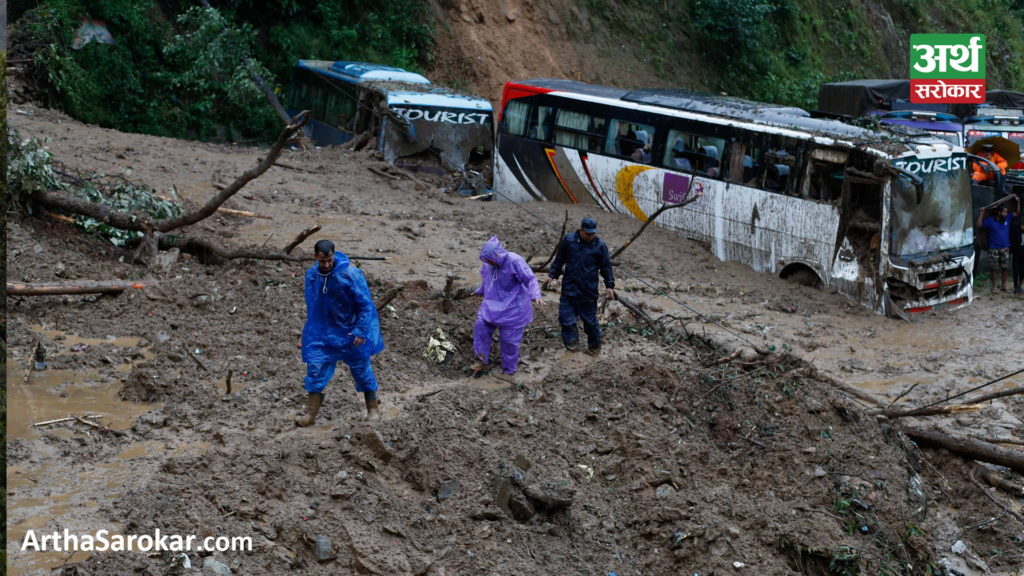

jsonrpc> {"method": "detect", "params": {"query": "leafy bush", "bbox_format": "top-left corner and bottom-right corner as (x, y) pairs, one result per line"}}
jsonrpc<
(19, 0), (434, 141)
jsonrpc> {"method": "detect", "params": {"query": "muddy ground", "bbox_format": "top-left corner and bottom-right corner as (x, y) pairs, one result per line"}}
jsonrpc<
(6, 105), (1024, 575)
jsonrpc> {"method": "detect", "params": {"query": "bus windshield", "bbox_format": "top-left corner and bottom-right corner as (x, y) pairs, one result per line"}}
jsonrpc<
(890, 154), (973, 258)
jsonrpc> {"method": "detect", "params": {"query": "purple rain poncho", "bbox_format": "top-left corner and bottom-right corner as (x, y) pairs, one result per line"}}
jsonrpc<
(472, 236), (541, 373)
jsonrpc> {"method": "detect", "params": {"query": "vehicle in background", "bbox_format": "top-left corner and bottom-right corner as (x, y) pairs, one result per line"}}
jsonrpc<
(963, 112), (1024, 151)
(286, 61), (494, 174)
(494, 79), (981, 317)
(815, 79), (967, 146)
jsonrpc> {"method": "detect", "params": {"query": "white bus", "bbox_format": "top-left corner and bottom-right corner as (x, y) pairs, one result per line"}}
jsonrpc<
(494, 79), (985, 316)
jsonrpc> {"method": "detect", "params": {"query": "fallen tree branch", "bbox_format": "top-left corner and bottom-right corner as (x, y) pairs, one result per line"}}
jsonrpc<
(531, 210), (568, 272)
(29, 113), (308, 235)
(968, 465), (1024, 524)
(964, 385), (1024, 406)
(610, 178), (702, 261)
(283, 224), (322, 255)
(971, 462), (1024, 498)
(616, 294), (659, 332)
(186, 348), (209, 372)
(880, 404), (982, 419)
(375, 286), (404, 312)
(794, 366), (887, 408)
(158, 234), (383, 263)
(257, 156), (317, 173)
(8, 280), (159, 296)
(888, 383), (919, 408)
(901, 422), (1024, 473)
(72, 414), (130, 438)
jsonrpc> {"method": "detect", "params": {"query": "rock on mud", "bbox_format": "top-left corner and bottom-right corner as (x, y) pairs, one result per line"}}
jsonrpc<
(522, 482), (575, 508)
(361, 431), (394, 464)
(203, 557), (232, 575)
(314, 534), (332, 561)
(437, 478), (460, 501)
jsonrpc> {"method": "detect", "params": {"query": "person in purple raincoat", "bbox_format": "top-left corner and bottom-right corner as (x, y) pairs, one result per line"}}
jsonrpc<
(471, 236), (544, 375)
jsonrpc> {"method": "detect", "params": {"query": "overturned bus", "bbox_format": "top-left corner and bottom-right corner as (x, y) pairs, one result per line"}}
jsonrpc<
(286, 61), (493, 173)
(494, 79), (988, 317)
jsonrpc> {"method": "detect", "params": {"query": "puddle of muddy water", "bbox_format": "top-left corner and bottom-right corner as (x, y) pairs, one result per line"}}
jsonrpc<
(5, 326), (214, 575)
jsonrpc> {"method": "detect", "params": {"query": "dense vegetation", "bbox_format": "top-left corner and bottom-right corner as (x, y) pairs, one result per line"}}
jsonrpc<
(9, 0), (1024, 140)
(9, 0), (433, 140)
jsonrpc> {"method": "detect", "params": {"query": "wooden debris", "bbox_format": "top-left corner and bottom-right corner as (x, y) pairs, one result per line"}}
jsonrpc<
(72, 414), (130, 438)
(283, 224), (323, 255)
(901, 423), (1024, 473)
(187, 348), (209, 372)
(964, 385), (1024, 406)
(217, 208), (272, 220)
(375, 286), (404, 312)
(369, 166), (399, 180)
(8, 280), (159, 296)
(442, 273), (456, 314)
(226, 370), (233, 395)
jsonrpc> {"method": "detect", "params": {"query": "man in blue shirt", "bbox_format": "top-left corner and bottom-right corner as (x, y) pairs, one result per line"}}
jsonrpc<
(298, 240), (385, 425)
(543, 218), (615, 355)
(978, 198), (1020, 294)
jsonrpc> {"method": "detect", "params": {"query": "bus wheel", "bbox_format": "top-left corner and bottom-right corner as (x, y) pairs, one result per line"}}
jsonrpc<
(780, 264), (822, 288)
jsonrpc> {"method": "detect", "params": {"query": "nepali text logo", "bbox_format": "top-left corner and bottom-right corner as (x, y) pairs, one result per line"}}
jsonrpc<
(910, 34), (985, 104)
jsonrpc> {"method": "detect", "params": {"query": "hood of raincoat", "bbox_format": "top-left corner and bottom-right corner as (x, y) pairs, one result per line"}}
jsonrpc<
(479, 236), (509, 267)
(473, 236), (541, 329)
(301, 253), (385, 363)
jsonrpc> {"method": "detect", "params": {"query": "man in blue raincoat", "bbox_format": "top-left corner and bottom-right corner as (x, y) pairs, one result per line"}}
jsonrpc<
(542, 218), (615, 355)
(297, 240), (385, 426)
(471, 236), (543, 375)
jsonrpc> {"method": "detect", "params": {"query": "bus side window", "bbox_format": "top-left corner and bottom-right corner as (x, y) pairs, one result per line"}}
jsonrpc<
(663, 129), (723, 176)
(605, 119), (655, 163)
(803, 149), (848, 202)
(527, 106), (554, 141)
(764, 148), (797, 194)
(503, 100), (530, 136)
(552, 110), (606, 152)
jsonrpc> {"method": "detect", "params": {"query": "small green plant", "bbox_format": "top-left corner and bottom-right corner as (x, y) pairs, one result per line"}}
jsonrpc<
(830, 546), (861, 576)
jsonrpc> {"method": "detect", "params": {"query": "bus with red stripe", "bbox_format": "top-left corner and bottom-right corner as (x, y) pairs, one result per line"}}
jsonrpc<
(493, 79), (981, 317)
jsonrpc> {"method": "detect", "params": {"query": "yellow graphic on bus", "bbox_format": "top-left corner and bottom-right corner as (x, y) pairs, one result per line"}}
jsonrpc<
(614, 165), (654, 221)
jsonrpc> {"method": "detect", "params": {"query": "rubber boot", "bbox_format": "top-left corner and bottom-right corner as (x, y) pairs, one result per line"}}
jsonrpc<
(366, 397), (381, 422)
(295, 393), (322, 427)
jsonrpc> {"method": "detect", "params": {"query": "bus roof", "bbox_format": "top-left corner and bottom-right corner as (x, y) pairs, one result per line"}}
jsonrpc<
(506, 78), (955, 157)
(387, 92), (492, 111)
(296, 60), (430, 85)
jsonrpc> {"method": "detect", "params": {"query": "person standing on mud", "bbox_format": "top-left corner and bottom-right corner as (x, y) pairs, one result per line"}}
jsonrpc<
(471, 236), (544, 375)
(297, 240), (385, 425)
(978, 199), (1019, 294)
(542, 218), (615, 356)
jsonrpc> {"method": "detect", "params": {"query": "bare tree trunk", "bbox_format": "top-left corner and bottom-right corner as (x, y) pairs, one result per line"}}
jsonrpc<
(197, 0), (292, 126)
(8, 280), (159, 296)
(901, 423), (1024, 472)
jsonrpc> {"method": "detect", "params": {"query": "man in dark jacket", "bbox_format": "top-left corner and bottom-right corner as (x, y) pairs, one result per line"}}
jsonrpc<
(543, 218), (615, 355)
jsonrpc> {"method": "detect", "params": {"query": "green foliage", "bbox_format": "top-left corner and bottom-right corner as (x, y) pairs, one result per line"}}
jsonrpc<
(829, 546), (861, 576)
(7, 130), (183, 245)
(0, 49), (8, 569)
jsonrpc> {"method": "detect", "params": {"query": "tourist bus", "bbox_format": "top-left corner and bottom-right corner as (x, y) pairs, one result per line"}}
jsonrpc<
(494, 79), (984, 316)
(963, 112), (1024, 152)
(286, 61), (494, 173)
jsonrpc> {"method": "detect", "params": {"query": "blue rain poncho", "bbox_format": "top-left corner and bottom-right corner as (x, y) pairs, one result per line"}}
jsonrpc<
(301, 253), (384, 364)
(473, 236), (542, 328)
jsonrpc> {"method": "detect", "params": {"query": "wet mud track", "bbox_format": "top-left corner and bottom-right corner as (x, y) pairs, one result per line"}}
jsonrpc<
(6, 107), (1024, 575)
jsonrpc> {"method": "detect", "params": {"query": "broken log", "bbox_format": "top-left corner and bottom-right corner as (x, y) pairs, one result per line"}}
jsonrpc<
(226, 370), (233, 395)
(972, 462), (1024, 497)
(44, 210), (76, 224)
(881, 404), (982, 419)
(30, 113), (308, 234)
(369, 166), (399, 180)
(375, 286), (404, 312)
(216, 208), (272, 220)
(283, 224), (322, 255)
(8, 280), (159, 296)
(616, 294), (659, 333)
(901, 423), (1024, 473)
(714, 351), (742, 365)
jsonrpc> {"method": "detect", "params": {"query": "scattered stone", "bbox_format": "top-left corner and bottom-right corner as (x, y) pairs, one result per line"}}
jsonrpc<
(507, 488), (536, 521)
(522, 482), (575, 508)
(438, 478), (461, 501)
(814, 466), (827, 477)
(656, 484), (677, 499)
(153, 248), (181, 275)
(203, 557), (232, 576)
(470, 507), (506, 521)
(314, 535), (332, 561)
(140, 411), (166, 427)
(476, 525), (492, 539)
(361, 430), (394, 464)
(513, 454), (533, 471)
(648, 470), (673, 487)
(728, 526), (741, 537)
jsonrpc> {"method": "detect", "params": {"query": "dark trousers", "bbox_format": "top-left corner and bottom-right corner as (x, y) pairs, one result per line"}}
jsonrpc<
(559, 295), (601, 349)
(1014, 251), (1024, 291)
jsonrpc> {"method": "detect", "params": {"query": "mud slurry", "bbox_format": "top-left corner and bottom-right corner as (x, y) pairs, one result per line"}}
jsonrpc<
(6, 107), (1024, 574)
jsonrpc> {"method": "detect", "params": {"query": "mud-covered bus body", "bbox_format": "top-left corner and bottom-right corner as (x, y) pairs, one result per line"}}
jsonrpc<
(286, 61), (493, 171)
(494, 79), (975, 317)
